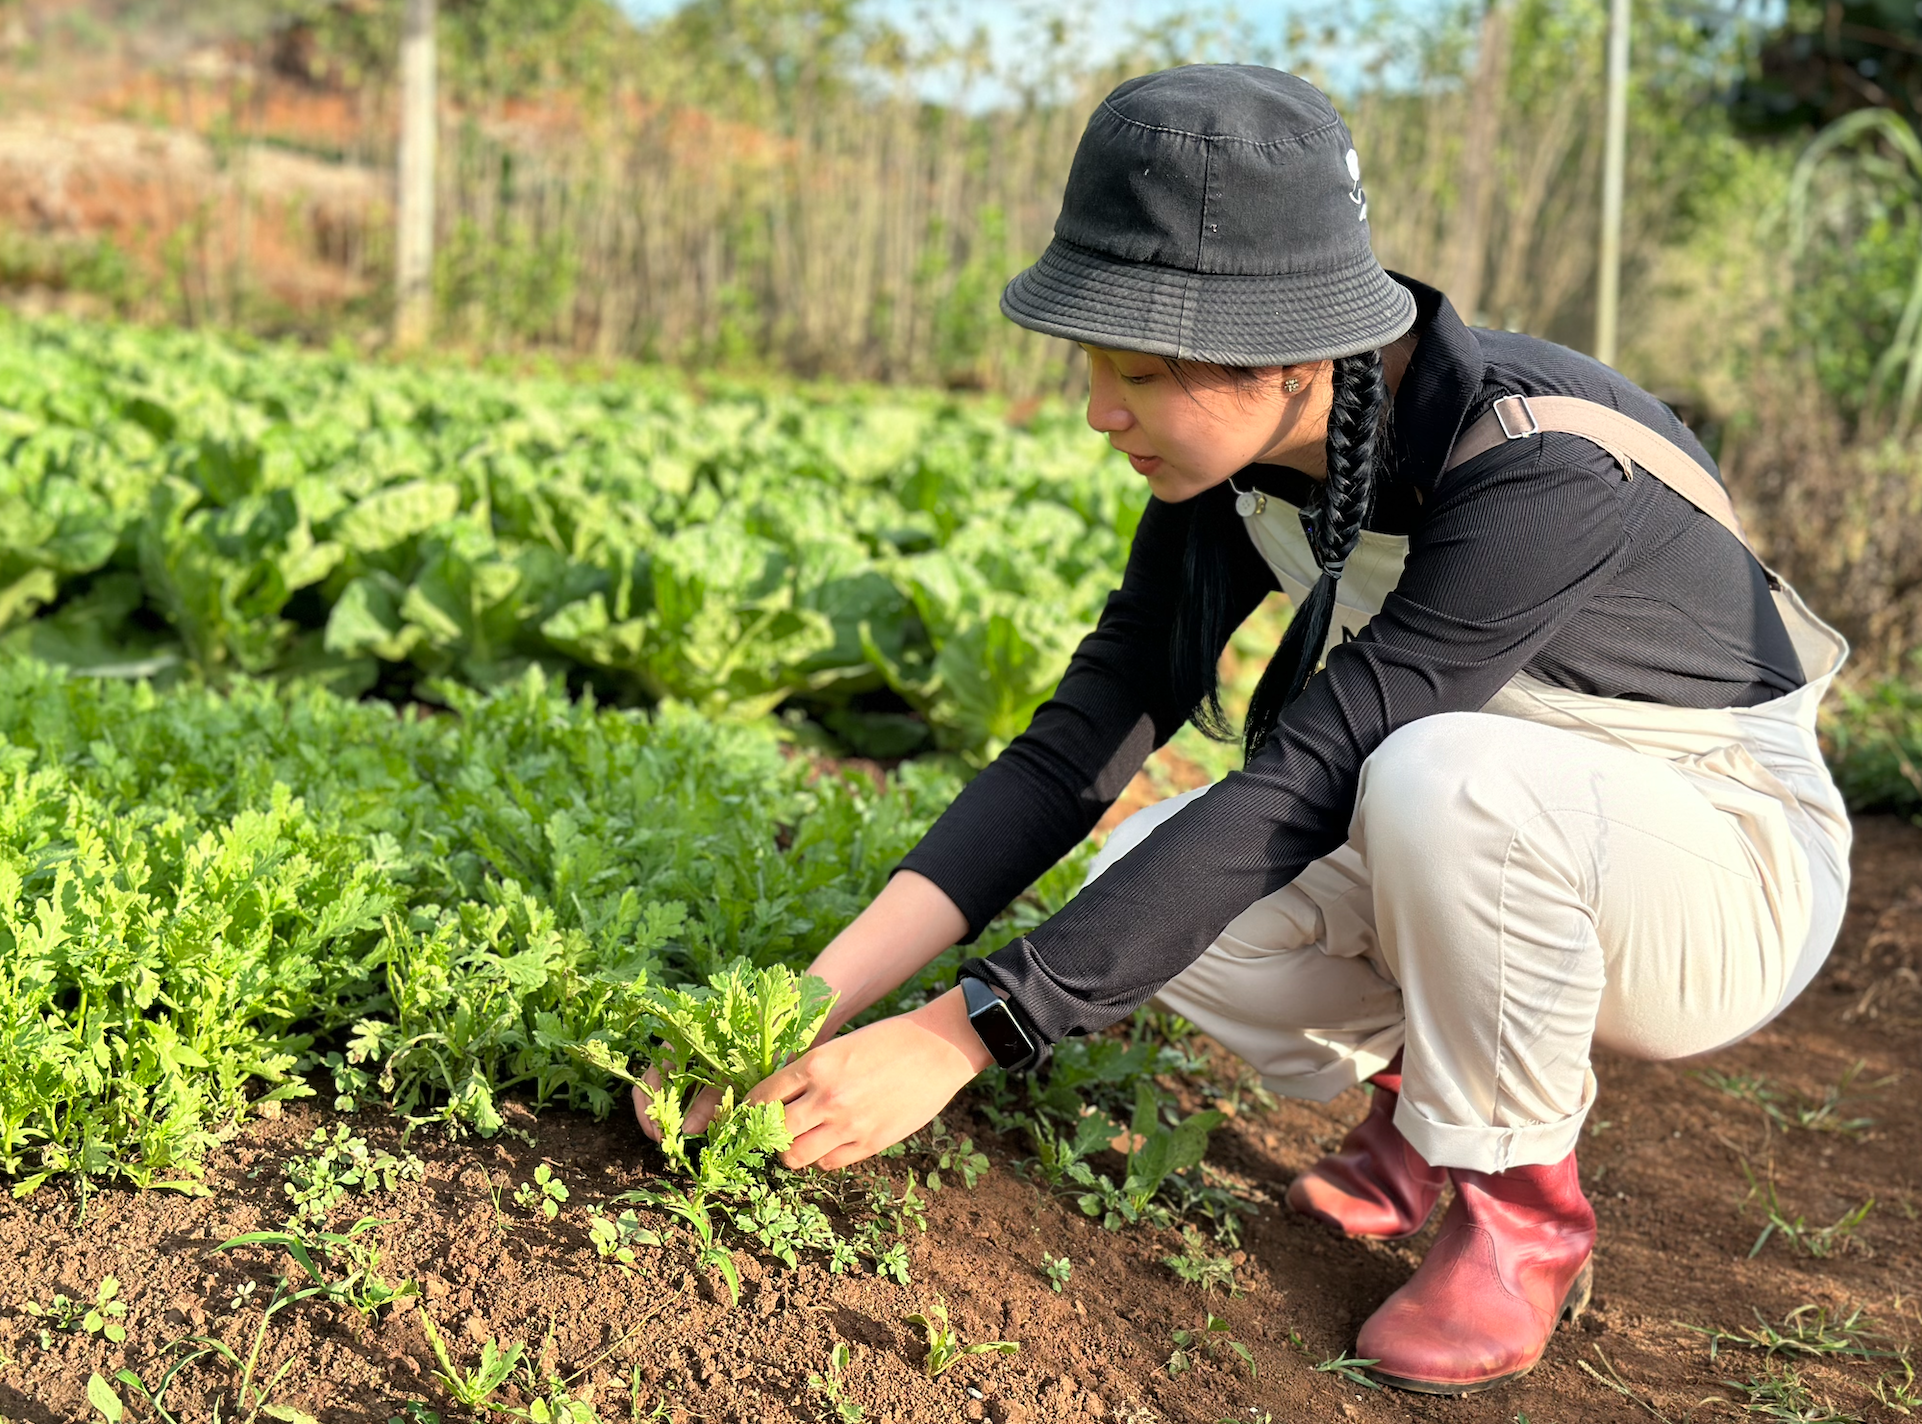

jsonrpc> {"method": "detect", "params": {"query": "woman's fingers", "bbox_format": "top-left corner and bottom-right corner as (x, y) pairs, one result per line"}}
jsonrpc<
(631, 1064), (723, 1140)
(781, 1119), (859, 1171)
(631, 1069), (665, 1140)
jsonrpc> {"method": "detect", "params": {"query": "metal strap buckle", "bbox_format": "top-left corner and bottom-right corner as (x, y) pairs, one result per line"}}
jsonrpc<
(1493, 394), (1541, 440)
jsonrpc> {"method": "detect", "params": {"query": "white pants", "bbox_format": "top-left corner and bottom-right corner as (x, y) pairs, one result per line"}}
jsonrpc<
(1094, 712), (1829, 1173)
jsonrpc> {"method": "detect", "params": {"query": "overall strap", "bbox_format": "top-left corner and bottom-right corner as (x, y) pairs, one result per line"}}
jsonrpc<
(1445, 393), (1757, 560)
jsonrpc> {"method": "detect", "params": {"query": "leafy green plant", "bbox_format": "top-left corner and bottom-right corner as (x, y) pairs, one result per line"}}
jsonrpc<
(807, 1342), (865, 1422)
(1041, 1252), (1073, 1293)
(575, 959), (837, 1188)
(903, 1298), (1019, 1379)
(419, 1308), (525, 1412)
(585, 1208), (660, 1269)
(216, 1217), (419, 1321)
(1167, 1315), (1255, 1381)
(0, 663), (956, 1195)
(1162, 1225), (1238, 1295)
(23, 1275), (126, 1343)
(1076, 1083), (1226, 1229)
(282, 1125), (425, 1223)
(0, 311), (1144, 761)
(514, 1163), (569, 1221)
(921, 1115), (988, 1192)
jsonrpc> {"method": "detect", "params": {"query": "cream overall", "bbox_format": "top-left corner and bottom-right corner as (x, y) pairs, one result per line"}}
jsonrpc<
(1087, 417), (1852, 1173)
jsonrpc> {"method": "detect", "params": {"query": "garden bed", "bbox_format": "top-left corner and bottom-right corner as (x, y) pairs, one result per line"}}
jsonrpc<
(3, 816), (1918, 1424)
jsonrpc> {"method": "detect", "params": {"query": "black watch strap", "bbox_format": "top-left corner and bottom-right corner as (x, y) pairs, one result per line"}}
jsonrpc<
(959, 974), (1043, 1073)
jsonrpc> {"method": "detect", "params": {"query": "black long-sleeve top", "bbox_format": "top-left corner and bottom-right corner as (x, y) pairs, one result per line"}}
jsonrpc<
(910, 277), (1804, 1045)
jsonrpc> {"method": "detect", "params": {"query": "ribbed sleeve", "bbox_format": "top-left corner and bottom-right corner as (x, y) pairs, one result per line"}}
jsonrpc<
(896, 486), (1277, 939)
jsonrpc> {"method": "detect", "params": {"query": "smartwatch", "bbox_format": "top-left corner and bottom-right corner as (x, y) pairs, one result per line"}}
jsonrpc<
(959, 974), (1044, 1073)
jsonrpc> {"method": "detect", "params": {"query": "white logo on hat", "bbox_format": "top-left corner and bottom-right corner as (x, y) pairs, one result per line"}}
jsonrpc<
(1345, 147), (1368, 223)
(1345, 148), (1361, 182)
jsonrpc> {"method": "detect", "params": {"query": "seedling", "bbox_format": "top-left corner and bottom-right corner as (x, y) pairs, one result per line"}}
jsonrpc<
(1719, 1360), (1852, 1421)
(23, 1276), (127, 1343)
(216, 1217), (419, 1321)
(922, 1116), (989, 1192)
(903, 1298), (1019, 1379)
(586, 1209), (660, 1269)
(1739, 1159), (1875, 1258)
(419, 1308), (525, 1411)
(1683, 1303), (1902, 1364)
(1311, 1352), (1380, 1391)
(282, 1124), (424, 1223)
(1577, 1345), (1683, 1424)
(514, 1164), (569, 1221)
(653, 1188), (743, 1305)
(1042, 1252), (1073, 1293)
(1167, 1315), (1255, 1380)
(1695, 1061), (1891, 1140)
(807, 1342), (865, 1421)
(1163, 1224), (1239, 1295)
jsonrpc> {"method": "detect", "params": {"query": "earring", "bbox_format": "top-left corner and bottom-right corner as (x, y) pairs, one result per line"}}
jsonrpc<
(1282, 377), (1303, 393)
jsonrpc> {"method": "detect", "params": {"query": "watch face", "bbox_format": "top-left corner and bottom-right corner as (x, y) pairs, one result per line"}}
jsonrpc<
(965, 987), (1034, 1070)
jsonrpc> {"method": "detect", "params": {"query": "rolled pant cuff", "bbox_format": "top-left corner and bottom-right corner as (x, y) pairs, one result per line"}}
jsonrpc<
(1392, 1098), (1586, 1173)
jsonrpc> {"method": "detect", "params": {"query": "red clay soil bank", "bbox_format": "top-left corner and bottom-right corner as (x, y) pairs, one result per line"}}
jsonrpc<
(3, 817), (1920, 1424)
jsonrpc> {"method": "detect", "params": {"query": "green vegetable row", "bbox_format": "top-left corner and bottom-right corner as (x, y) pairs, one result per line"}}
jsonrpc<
(0, 313), (1145, 761)
(0, 660), (966, 1193)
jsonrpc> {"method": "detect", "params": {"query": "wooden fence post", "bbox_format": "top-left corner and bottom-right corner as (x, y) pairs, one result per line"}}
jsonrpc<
(394, 0), (436, 350)
(1595, 0), (1630, 366)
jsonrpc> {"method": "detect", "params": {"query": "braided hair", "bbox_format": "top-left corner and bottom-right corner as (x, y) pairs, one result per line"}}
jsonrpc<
(1169, 348), (1392, 761)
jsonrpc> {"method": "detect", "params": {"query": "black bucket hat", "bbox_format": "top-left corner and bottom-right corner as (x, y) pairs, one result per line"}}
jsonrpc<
(1002, 64), (1415, 366)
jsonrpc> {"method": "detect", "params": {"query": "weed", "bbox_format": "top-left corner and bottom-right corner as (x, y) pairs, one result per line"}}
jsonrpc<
(515, 1163), (570, 1221)
(386, 1406), (442, 1424)
(1739, 1159), (1876, 1258)
(23, 1275), (126, 1343)
(903, 1298), (1019, 1379)
(282, 1125), (425, 1223)
(586, 1209), (661, 1270)
(1721, 1360), (1856, 1421)
(1312, 1352), (1380, 1390)
(1042, 1252), (1074, 1293)
(1162, 1224), (1239, 1295)
(1167, 1315), (1255, 1381)
(216, 1217), (420, 1321)
(1696, 1061), (1892, 1140)
(419, 1308), (525, 1411)
(1684, 1303), (1901, 1364)
(1577, 1345), (1682, 1423)
(807, 1342), (865, 1421)
(920, 1115), (989, 1192)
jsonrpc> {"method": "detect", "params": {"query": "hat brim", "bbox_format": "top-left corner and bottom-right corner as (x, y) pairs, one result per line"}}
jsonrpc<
(1001, 238), (1416, 367)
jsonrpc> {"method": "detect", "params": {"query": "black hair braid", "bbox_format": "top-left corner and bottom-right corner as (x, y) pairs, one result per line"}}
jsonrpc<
(1169, 484), (1244, 742)
(1241, 349), (1389, 762)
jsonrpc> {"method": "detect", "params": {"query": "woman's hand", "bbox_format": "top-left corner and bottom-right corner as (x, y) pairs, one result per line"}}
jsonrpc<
(749, 986), (994, 1171)
(630, 1064), (721, 1141)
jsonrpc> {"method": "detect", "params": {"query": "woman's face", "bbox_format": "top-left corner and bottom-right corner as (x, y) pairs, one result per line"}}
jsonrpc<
(1081, 345), (1333, 502)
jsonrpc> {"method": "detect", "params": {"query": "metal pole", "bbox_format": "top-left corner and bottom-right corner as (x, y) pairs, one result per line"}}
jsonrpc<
(1595, 0), (1630, 366)
(395, 0), (437, 350)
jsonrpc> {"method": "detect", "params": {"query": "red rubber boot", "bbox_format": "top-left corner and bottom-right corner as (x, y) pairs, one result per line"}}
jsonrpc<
(1286, 1055), (1446, 1241)
(1356, 1153), (1597, 1394)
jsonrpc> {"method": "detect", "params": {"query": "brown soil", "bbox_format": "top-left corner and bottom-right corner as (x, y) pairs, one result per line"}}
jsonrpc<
(4, 817), (1921, 1424)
